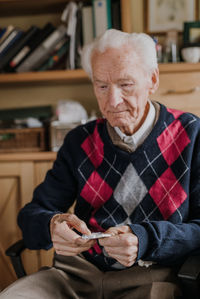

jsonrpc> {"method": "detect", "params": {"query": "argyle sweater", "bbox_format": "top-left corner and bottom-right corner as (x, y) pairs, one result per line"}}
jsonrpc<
(18, 103), (200, 271)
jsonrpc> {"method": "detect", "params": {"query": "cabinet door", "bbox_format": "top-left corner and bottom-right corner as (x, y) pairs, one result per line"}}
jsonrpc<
(0, 162), (35, 289)
(152, 71), (200, 116)
(0, 160), (54, 290)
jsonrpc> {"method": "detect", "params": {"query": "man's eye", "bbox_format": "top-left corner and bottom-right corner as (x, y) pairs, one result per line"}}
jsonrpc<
(100, 85), (107, 89)
(121, 83), (134, 89)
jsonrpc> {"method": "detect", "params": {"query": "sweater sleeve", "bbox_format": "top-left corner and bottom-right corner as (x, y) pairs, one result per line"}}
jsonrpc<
(130, 132), (200, 266)
(18, 135), (78, 250)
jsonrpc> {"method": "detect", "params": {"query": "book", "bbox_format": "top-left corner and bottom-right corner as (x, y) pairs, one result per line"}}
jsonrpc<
(74, 2), (83, 68)
(0, 26), (39, 72)
(92, 0), (112, 37)
(82, 5), (93, 46)
(111, 0), (121, 30)
(37, 37), (70, 71)
(0, 28), (6, 40)
(9, 23), (55, 72)
(0, 28), (24, 58)
(16, 24), (67, 73)
(61, 2), (78, 70)
(0, 25), (14, 44)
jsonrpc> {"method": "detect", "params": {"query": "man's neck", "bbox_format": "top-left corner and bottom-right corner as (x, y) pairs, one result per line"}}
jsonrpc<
(120, 101), (150, 136)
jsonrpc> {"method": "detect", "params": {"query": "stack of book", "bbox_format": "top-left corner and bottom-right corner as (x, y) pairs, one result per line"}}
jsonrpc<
(0, 0), (121, 73)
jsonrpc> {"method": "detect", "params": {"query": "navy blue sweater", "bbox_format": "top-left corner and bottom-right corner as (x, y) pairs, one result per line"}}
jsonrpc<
(18, 103), (200, 271)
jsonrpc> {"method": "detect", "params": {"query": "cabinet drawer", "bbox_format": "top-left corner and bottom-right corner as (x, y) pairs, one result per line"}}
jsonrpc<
(151, 71), (200, 117)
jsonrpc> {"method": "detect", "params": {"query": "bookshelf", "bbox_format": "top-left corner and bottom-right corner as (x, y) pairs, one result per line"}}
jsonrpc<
(0, 0), (132, 83)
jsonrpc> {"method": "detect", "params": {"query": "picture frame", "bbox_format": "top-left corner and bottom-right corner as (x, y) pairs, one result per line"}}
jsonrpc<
(145, 0), (198, 34)
(183, 21), (200, 45)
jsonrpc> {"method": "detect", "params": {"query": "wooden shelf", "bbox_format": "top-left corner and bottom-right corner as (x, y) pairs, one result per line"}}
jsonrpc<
(159, 62), (200, 73)
(0, 0), (84, 16)
(0, 69), (90, 85)
(1, 63), (200, 85)
(0, 151), (57, 161)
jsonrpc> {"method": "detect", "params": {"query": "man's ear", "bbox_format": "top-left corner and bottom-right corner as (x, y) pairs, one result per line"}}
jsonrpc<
(149, 68), (159, 94)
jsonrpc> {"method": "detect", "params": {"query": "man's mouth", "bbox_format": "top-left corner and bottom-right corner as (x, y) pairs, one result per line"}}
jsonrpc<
(109, 110), (128, 113)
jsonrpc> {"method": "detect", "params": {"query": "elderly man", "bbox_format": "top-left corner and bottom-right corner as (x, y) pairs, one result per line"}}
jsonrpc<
(1, 29), (200, 299)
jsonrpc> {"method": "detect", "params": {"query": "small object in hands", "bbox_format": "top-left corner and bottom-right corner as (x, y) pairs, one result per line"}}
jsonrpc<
(81, 232), (112, 240)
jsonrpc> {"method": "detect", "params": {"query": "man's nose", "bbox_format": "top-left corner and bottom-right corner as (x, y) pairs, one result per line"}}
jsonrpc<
(108, 86), (123, 107)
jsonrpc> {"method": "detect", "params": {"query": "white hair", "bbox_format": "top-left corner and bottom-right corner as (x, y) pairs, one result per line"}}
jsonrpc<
(81, 29), (158, 80)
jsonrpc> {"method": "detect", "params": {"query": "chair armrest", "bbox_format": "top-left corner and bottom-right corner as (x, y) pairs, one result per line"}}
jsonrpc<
(178, 255), (200, 299)
(5, 239), (27, 278)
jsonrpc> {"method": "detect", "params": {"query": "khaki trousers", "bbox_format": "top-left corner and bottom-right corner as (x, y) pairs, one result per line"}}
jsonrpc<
(0, 253), (182, 299)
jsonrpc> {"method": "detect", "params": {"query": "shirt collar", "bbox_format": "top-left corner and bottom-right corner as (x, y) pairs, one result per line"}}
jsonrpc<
(114, 100), (156, 148)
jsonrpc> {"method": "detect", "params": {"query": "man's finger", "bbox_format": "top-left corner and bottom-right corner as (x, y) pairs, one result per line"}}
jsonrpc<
(54, 242), (94, 253)
(75, 237), (95, 246)
(99, 233), (138, 247)
(53, 220), (81, 241)
(65, 214), (91, 235)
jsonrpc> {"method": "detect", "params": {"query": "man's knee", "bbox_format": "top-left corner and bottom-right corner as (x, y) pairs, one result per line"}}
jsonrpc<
(149, 281), (182, 299)
(0, 267), (75, 299)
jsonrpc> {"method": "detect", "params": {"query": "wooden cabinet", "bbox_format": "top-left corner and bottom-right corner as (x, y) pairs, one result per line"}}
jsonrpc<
(0, 152), (56, 290)
(152, 63), (200, 117)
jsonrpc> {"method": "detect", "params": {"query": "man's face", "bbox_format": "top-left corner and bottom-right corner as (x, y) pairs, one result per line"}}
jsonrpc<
(92, 46), (158, 135)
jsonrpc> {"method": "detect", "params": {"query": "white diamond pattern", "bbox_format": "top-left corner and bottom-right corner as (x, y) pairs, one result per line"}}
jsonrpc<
(114, 163), (148, 216)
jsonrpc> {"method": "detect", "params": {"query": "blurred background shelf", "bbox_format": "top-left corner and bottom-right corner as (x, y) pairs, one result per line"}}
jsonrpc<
(0, 63), (200, 85)
(0, 69), (89, 84)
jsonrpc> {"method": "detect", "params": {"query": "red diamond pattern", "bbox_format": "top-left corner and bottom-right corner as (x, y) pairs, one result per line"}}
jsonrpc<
(149, 167), (187, 219)
(157, 119), (190, 165)
(80, 171), (113, 208)
(81, 122), (104, 168)
(167, 107), (184, 119)
(89, 216), (104, 232)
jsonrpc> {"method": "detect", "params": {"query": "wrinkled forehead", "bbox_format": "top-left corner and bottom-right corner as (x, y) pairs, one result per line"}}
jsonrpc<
(91, 45), (147, 81)
(91, 45), (140, 68)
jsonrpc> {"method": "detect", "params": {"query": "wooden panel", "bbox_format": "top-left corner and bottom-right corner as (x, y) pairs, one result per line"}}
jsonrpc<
(159, 62), (200, 74)
(0, 152), (56, 162)
(34, 161), (54, 186)
(18, 162), (40, 276)
(0, 162), (37, 289)
(151, 71), (200, 117)
(0, 177), (21, 289)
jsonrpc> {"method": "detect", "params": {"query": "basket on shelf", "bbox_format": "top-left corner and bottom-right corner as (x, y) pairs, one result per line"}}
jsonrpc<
(0, 127), (45, 152)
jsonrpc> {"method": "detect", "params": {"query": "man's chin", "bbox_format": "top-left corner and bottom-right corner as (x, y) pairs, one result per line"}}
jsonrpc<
(108, 118), (130, 128)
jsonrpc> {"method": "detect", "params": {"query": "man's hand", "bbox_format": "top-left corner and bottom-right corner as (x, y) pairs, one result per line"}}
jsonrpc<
(50, 213), (95, 256)
(99, 226), (138, 267)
